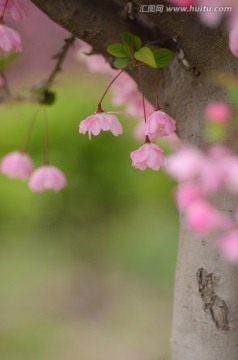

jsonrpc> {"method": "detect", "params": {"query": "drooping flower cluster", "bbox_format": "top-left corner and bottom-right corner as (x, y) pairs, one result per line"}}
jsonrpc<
(169, 0), (238, 57)
(78, 65), (177, 171)
(76, 45), (155, 133)
(0, 0), (29, 52)
(0, 151), (66, 192)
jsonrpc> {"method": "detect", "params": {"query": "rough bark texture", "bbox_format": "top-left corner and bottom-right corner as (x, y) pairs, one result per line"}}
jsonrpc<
(172, 195), (238, 360)
(29, 1), (238, 359)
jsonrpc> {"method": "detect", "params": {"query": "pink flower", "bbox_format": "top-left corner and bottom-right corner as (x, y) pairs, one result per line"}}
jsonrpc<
(165, 146), (204, 181)
(1, 0), (31, 21)
(0, 151), (34, 180)
(218, 230), (238, 262)
(0, 24), (22, 52)
(185, 199), (230, 235)
(175, 183), (203, 210)
(207, 144), (231, 159)
(204, 102), (232, 123)
(79, 112), (123, 139)
(169, 0), (194, 5)
(29, 165), (66, 192)
(198, 145), (231, 192)
(223, 156), (238, 193)
(145, 110), (176, 139)
(130, 143), (165, 171)
(76, 40), (114, 75)
(229, 26), (238, 57)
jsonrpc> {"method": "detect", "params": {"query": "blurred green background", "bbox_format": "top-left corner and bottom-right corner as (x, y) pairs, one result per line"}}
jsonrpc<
(0, 69), (178, 360)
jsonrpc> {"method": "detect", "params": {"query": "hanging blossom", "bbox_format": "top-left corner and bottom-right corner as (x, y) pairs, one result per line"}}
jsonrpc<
(76, 48), (155, 131)
(29, 165), (67, 192)
(130, 105), (176, 170)
(0, 151), (34, 180)
(79, 111), (123, 139)
(145, 110), (176, 139)
(76, 41), (177, 152)
(0, 24), (22, 52)
(0, 0), (30, 53)
(130, 142), (165, 171)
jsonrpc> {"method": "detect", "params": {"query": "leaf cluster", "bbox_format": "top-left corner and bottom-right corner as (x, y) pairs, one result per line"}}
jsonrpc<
(107, 32), (174, 69)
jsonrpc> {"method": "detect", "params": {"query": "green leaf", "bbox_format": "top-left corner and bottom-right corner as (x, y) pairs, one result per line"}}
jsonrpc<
(153, 48), (174, 68)
(114, 57), (131, 69)
(0, 52), (21, 71)
(107, 43), (130, 57)
(134, 47), (157, 68)
(120, 32), (142, 52)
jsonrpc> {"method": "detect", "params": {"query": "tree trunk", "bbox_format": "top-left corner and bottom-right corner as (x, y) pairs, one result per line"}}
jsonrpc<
(29, 1), (238, 358)
(171, 195), (238, 360)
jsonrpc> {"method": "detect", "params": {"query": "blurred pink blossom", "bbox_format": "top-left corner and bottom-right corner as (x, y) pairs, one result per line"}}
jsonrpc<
(176, 183), (203, 210)
(169, 0), (194, 5)
(76, 40), (114, 75)
(1, 151), (34, 180)
(223, 156), (238, 194)
(229, 25), (238, 58)
(185, 199), (230, 235)
(2, 0), (32, 21)
(29, 165), (66, 192)
(145, 110), (176, 139)
(218, 230), (238, 262)
(0, 24), (22, 52)
(79, 112), (123, 139)
(205, 102), (232, 123)
(165, 146), (204, 181)
(130, 143), (165, 171)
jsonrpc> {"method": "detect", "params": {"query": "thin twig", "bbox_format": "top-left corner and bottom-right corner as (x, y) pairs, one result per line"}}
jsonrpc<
(45, 35), (76, 88)
(0, 71), (10, 98)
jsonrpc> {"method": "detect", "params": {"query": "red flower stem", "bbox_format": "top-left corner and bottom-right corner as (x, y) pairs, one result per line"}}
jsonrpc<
(21, 107), (40, 152)
(97, 69), (124, 111)
(153, 84), (160, 111)
(138, 64), (147, 124)
(0, 0), (9, 22)
(43, 108), (49, 165)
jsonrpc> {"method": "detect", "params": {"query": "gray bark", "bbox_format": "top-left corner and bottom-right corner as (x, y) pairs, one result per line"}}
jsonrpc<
(29, 1), (238, 359)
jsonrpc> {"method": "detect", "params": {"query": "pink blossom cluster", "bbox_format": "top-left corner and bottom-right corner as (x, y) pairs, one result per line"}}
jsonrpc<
(169, 0), (238, 57)
(165, 143), (238, 262)
(130, 109), (176, 170)
(76, 45), (154, 122)
(79, 103), (176, 171)
(0, 151), (66, 192)
(0, 0), (30, 53)
(76, 42), (178, 171)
